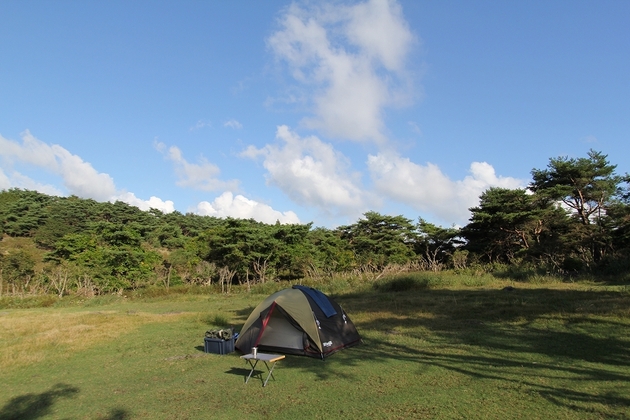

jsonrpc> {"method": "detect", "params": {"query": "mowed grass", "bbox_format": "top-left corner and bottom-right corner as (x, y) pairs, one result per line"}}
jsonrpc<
(1, 275), (629, 419)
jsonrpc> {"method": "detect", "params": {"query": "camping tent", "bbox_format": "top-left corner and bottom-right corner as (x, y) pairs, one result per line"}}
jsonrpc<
(235, 286), (361, 359)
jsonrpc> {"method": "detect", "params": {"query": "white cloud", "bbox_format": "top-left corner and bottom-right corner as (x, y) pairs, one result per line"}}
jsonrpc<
(112, 192), (175, 213)
(346, 0), (415, 72)
(267, 0), (416, 143)
(224, 119), (243, 130)
(0, 131), (176, 213)
(242, 125), (369, 217)
(155, 142), (240, 192)
(367, 152), (525, 224)
(1, 169), (65, 196)
(0, 166), (65, 196)
(0, 130), (116, 200)
(582, 134), (598, 143)
(193, 191), (301, 224)
(0, 168), (9, 190)
(189, 119), (212, 131)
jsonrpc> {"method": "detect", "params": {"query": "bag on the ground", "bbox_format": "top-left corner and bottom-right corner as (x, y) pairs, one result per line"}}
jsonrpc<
(205, 329), (233, 340)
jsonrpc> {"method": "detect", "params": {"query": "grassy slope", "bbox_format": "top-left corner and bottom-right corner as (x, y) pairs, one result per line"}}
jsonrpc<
(1, 278), (629, 420)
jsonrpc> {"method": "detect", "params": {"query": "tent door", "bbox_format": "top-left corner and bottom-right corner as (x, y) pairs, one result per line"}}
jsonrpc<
(258, 307), (305, 350)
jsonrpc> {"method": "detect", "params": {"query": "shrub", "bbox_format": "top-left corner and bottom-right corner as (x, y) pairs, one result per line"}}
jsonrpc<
(373, 273), (438, 292)
(209, 313), (230, 327)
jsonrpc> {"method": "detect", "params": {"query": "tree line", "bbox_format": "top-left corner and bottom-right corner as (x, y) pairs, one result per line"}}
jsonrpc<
(1, 150), (628, 296)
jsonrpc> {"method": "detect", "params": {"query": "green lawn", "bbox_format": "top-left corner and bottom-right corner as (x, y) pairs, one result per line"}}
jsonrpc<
(1, 278), (629, 419)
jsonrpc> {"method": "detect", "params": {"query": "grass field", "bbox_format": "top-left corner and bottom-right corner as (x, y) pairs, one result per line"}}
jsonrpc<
(1, 274), (629, 419)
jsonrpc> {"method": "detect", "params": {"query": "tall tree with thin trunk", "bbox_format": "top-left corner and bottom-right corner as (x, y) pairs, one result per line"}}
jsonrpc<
(530, 150), (622, 265)
(530, 150), (620, 225)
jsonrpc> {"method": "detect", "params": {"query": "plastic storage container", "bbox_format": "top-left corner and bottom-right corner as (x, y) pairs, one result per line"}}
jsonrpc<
(204, 337), (235, 355)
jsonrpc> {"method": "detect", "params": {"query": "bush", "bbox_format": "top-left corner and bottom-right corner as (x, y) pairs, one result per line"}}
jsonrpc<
(249, 281), (287, 296)
(129, 284), (216, 299)
(491, 262), (545, 281)
(0, 295), (59, 309)
(209, 313), (230, 327)
(373, 273), (439, 292)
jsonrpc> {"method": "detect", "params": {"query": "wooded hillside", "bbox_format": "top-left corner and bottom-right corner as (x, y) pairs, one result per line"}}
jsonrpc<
(1, 150), (628, 296)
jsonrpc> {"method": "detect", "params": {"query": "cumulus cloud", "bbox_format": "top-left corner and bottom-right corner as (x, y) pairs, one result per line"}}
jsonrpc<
(241, 125), (369, 217)
(0, 131), (175, 213)
(367, 152), (525, 224)
(113, 192), (175, 213)
(0, 130), (117, 200)
(155, 142), (239, 192)
(0, 166), (64, 196)
(0, 168), (65, 197)
(224, 119), (243, 130)
(193, 191), (301, 224)
(267, 0), (416, 143)
(0, 168), (8, 190)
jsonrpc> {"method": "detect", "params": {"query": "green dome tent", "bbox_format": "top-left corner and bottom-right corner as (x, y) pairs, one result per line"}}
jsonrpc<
(235, 286), (361, 359)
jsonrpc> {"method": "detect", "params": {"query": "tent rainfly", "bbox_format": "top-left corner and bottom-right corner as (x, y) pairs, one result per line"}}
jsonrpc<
(235, 286), (361, 359)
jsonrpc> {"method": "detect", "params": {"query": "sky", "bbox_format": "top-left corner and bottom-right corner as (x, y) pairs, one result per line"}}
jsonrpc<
(1, 0), (629, 228)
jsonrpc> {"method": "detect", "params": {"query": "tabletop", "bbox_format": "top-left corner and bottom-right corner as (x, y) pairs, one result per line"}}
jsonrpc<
(240, 353), (285, 363)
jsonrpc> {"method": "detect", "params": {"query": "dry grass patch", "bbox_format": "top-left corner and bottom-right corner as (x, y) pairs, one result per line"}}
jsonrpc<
(0, 309), (190, 370)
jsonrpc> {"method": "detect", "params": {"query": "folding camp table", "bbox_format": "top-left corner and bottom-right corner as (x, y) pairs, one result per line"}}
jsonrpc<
(240, 353), (285, 387)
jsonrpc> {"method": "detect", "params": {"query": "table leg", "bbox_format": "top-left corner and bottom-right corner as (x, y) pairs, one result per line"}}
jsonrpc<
(262, 361), (277, 387)
(244, 359), (259, 384)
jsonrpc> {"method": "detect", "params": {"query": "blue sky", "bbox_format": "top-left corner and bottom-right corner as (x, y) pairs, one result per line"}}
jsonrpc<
(1, 0), (629, 228)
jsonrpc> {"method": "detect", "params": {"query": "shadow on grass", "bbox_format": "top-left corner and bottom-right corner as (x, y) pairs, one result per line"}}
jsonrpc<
(233, 305), (256, 323)
(272, 286), (630, 416)
(338, 287), (630, 365)
(346, 334), (630, 417)
(0, 383), (79, 420)
(100, 408), (132, 420)
(224, 366), (273, 386)
(225, 366), (253, 379)
(0, 384), (132, 420)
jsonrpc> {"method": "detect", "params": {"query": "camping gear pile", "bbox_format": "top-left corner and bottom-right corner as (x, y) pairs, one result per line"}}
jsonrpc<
(204, 328), (236, 355)
(205, 328), (234, 340)
(235, 286), (361, 359)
